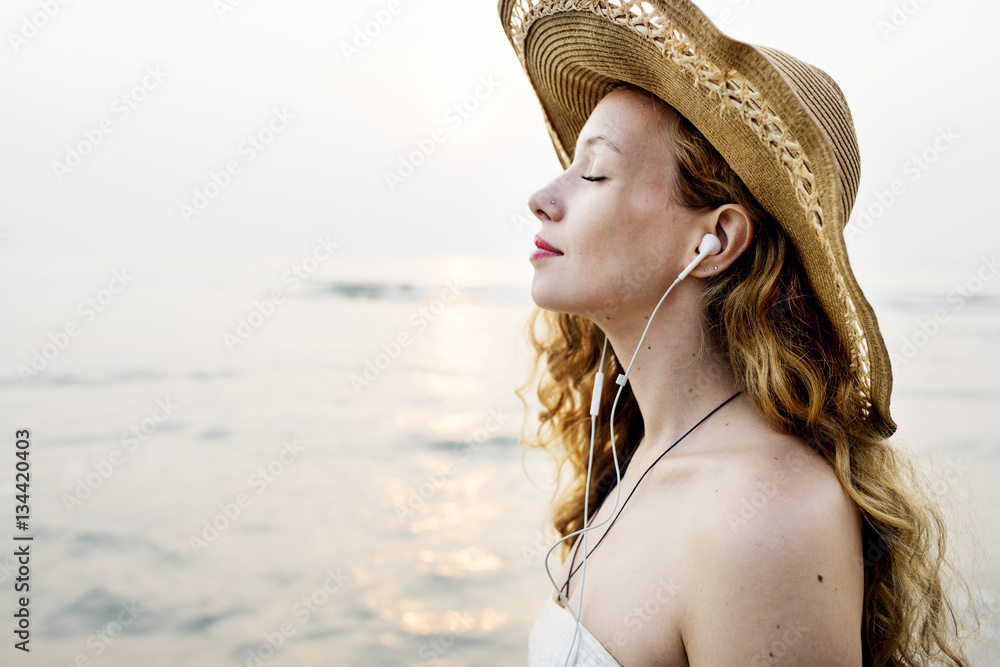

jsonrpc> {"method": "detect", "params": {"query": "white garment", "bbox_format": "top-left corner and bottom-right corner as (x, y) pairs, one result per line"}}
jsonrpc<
(528, 594), (624, 667)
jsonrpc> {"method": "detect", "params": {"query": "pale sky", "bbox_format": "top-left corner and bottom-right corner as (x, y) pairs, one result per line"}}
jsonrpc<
(1, 0), (997, 267)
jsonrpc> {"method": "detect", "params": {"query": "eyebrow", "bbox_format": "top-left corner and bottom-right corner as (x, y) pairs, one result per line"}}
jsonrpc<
(577, 134), (623, 156)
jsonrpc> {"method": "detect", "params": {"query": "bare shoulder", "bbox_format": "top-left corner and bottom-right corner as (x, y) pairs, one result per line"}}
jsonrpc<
(678, 434), (864, 666)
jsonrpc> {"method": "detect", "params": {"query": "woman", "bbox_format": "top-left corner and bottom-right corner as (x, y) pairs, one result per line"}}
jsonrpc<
(497, 1), (973, 665)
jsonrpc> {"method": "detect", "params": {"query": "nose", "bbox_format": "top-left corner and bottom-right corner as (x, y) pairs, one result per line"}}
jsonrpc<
(528, 184), (560, 223)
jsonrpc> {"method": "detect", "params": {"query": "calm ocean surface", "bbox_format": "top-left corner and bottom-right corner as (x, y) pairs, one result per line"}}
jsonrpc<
(0, 252), (997, 666)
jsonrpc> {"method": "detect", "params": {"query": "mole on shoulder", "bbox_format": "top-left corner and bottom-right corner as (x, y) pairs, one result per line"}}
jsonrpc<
(817, 574), (824, 583)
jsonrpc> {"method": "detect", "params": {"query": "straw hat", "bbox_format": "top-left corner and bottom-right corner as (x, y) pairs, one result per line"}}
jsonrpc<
(498, 0), (895, 437)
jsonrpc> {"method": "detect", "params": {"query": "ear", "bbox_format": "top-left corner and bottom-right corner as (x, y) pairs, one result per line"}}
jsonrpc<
(692, 204), (753, 277)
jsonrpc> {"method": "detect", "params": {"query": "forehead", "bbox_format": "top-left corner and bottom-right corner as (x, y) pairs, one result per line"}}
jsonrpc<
(576, 88), (675, 169)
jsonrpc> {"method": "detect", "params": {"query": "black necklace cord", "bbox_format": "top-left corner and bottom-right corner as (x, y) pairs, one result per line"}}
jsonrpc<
(561, 390), (743, 599)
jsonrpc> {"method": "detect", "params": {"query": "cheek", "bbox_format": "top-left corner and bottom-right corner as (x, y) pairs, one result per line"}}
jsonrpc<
(600, 205), (671, 279)
(605, 222), (680, 305)
(606, 250), (667, 308)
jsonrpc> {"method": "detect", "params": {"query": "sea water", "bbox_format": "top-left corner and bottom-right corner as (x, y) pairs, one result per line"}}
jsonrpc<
(0, 253), (996, 666)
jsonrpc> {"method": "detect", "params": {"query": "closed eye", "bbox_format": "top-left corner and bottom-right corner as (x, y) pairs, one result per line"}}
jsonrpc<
(581, 176), (606, 182)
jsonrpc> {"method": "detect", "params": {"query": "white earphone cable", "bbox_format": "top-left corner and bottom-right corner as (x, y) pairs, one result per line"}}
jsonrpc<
(549, 272), (686, 666)
(543, 233), (721, 665)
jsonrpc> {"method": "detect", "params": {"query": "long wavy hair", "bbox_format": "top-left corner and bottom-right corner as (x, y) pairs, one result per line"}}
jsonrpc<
(516, 82), (976, 666)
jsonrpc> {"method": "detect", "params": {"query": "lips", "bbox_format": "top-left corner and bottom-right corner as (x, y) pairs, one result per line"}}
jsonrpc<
(533, 235), (563, 255)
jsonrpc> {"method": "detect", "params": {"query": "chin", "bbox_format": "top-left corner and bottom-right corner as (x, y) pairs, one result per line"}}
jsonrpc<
(530, 274), (596, 318)
(529, 277), (558, 311)
(530, 274), (569, 313)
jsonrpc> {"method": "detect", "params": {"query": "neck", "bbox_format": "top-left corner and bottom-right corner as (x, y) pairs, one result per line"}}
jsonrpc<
(591, 280), (740, 462)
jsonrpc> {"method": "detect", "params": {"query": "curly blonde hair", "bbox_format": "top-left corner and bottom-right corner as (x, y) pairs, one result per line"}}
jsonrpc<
(516, 83), (976, 666)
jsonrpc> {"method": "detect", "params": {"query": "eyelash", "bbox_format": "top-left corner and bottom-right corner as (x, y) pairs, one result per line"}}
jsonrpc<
(581, 175), (606, 182)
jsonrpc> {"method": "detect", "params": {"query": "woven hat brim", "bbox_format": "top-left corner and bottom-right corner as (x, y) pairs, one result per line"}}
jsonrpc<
(499, 0), (896, 437)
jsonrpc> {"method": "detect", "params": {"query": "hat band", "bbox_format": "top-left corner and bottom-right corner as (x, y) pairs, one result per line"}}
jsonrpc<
(504, 0), (875, 418)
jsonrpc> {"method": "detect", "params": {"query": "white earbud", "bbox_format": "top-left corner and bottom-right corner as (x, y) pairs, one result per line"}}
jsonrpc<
(677, 233), (722, 281)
